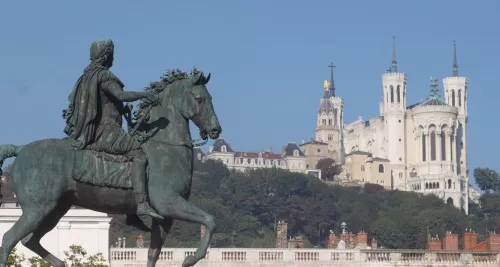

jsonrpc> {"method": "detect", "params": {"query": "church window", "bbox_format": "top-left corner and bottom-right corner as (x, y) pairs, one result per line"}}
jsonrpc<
(221, 145), (227, 152)
(378, 164), (384, 173)
(322, 119), (327, 125)
(390, 85), (394, 103)
(293, 149), (299, 157)
(437, 182), (440, 189)
(451, 90), (456, 106)
(448, 179), (452, 189)
(361, 165), (365, 171)
(458, 90), (462, 106)
(441, 133), (446, 161)
(422, 133), (426, 162)
(430, 131), (436, 161)
(328, 119), (332, 125)
(425, 183), (428, 189)
(396, 85), (401, 103)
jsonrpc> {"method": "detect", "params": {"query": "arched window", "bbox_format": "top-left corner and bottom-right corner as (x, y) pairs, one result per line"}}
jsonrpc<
(293, 149), (300, 157)
(441, 128), (446, 161)
(425, 183), (428, 189)
(437, 182), (440, 189)
(430, 130), (436, 161)
(378, 164), (384, 173)
(397, 85), (401, 103)
(221, 145), (227, 152)
(446, 197), (453, 205)
(458, 90), (462, 107)
(390, 85), (394, 103)
(422, 132), (426, 162)
(448, 179), (452, 189)
(451, 90), (456, 106)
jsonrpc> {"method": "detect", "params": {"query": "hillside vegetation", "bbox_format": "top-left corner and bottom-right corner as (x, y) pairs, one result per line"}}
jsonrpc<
(109, 160), (500, 249)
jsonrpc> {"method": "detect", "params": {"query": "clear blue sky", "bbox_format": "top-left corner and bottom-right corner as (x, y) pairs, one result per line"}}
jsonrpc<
(1, 1), (498, 184)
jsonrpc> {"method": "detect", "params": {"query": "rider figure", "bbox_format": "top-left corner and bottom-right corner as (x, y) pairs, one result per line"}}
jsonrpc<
(62, 39), (163, 221)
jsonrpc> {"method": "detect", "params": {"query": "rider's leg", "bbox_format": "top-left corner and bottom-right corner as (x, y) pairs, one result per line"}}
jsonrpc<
(131, 150), (164, 220)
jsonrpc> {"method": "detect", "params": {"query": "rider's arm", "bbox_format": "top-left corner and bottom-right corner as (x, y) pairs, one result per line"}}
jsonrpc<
(101, 80), (148, 102)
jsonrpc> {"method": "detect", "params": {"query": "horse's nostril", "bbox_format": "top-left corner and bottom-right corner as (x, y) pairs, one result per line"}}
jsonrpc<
(211, 128), (219, 135)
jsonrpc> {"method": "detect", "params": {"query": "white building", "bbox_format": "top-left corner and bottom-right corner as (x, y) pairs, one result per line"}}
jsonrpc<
(315, 38), (469, 213)
(199, 139), (308, 173)
(0, 200), (111, 266)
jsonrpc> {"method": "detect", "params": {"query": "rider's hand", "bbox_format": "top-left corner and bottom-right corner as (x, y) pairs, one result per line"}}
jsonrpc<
(144, 92), (160, 106)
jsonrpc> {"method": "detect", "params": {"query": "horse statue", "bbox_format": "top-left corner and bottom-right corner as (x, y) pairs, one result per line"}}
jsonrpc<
(0, 67), (222, 267)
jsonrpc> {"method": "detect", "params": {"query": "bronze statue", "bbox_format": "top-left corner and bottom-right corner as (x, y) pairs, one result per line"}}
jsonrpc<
(63, 39), (162, 220)
(0, 39), (222, 267)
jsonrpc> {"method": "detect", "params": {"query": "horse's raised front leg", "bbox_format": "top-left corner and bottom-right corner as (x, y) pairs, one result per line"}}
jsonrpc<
(146, 218), (173, 267)
(155, 196), (215, 267)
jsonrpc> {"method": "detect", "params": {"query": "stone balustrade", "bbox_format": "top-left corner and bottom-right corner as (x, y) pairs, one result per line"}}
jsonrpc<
(110, 248), (500, 267)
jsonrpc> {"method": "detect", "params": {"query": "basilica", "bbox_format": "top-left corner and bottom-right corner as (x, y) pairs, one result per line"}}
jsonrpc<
(200, 38), (471, 214)
(310, 38), (469, 213)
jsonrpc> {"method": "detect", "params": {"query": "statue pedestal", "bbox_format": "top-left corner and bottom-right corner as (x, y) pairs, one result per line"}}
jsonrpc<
(0, 205), (111, 266)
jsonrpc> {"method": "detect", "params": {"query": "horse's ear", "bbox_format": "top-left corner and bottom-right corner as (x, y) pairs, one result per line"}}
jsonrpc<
(205, 73), (211, 84)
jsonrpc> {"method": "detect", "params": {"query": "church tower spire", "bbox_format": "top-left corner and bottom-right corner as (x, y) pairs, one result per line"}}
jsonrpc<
(328, 62), (336, 97)
(390, 36), (398, 73)
(453, 40), (459, 77)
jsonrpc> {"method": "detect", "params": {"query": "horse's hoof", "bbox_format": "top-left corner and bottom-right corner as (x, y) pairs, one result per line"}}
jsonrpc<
(182, 255), (198, 267)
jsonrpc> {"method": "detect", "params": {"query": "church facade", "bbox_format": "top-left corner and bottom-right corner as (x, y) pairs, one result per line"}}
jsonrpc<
(311, 38), (469, 213)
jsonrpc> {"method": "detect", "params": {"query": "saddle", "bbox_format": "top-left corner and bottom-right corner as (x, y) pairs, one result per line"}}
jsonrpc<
(73, 149), (135, 189)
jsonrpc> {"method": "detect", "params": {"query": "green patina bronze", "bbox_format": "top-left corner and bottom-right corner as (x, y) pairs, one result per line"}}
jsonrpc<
(0, 39), (222, 267)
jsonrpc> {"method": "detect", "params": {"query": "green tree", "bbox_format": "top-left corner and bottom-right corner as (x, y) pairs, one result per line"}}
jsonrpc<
(8, 248), (25, 267)
(29, 245), (107, 267)
(315, 158), (340, 181)
(474, 168), (500, 193)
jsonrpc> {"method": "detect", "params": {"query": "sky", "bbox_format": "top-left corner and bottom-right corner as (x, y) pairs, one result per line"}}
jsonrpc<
(0, 1), (498, 185)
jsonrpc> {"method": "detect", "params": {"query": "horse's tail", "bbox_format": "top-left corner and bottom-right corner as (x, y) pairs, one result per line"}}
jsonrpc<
(0, 145), (24, 176)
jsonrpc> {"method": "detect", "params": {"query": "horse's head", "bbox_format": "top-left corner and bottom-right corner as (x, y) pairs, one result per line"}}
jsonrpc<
(182, 69), (222, 140)
(134, 68), (222, 145)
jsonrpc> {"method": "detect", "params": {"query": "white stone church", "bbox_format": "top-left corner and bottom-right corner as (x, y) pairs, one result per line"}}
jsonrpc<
(315, 38), (469, 213)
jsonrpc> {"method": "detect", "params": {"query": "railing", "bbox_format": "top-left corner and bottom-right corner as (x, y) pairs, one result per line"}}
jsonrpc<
(110, 248), (500, 267)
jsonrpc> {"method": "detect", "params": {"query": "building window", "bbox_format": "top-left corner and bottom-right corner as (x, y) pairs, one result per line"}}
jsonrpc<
(430, 131), (436, 161)
(221, 145), (227, 152)
(361, 165), (365, 171)
(328, 119), (332, 125)
(452, 90), (456, 106)
(441, 132), (446, 161)
(293, 149), (299, 157)
(422, 133), (426, 162)
(390, 85), (394, 103)
(378, 164), (384, 173)
(322, 119), (327, 125)
(397, 85), (401, 103)
(398, 172), (402, 178)
(458, 90), (462, 107)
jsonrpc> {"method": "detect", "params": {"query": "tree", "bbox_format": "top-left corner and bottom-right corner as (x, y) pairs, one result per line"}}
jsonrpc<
(29, 245), (107, 267)
(474, 168), (500, 193)
(8, 248), (24, 267)
(315, 158), (340, 181)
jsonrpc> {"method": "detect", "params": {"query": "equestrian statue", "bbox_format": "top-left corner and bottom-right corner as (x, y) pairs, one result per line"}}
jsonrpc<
(0, 39), (222, 267)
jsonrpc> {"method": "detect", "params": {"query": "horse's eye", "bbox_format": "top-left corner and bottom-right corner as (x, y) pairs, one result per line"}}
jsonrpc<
(195, 97), (204, 104)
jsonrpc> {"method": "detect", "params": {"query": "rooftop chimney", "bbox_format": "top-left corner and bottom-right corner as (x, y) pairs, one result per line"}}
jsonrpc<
(269, 146), (273, 153)
(282, 146), (286, 154)
(301, 138), (305, 144)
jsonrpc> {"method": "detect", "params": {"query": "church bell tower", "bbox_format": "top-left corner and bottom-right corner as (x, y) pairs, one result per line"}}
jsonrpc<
(315, 63), (345, 163)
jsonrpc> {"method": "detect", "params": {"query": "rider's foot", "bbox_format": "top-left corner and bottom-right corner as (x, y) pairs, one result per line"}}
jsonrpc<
(137, 202), (164, 220)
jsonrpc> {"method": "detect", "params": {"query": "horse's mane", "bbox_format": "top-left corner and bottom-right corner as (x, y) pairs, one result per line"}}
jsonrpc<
(132, 68), (189, 124)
